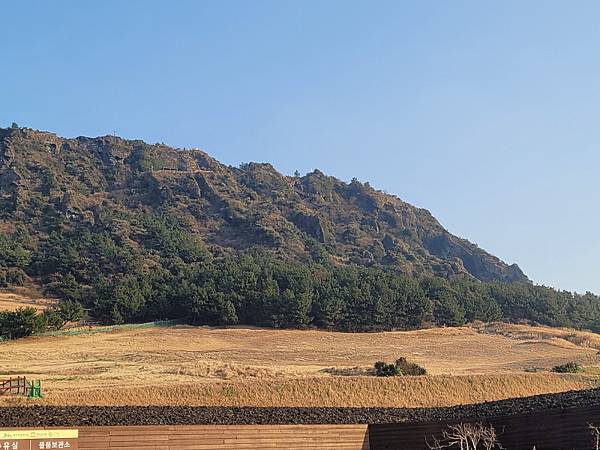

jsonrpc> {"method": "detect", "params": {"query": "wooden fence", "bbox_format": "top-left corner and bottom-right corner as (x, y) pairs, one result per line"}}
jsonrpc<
(0, 377), (26, 396)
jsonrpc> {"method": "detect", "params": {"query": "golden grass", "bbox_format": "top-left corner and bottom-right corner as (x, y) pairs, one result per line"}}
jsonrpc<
(0, 289), (54, 312)
(474, 322), (600, 350)
(5, 374), (596, 408)
(1, 322), (599, 407)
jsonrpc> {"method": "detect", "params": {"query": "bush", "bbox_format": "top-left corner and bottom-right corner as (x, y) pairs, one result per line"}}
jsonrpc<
(0, 233), (32, 268)
(57, 300), (85, 324)
(47, 274), (84, 302)
(0, 307), (46, 340)
(395, 357), (427, 376)
(43, 309), (66, 331)
(374, 361), (401, 377)
(0, 267), (26, 287)
(374, 357), (427, 377)
(552, 362), (583, 373)
(40, 301), (85, 331)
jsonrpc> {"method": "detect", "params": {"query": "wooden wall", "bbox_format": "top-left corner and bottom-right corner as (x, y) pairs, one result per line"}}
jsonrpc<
(77, 424), (370, 450)
(5, 405), (600, 449)
(368, 406), (600, 450)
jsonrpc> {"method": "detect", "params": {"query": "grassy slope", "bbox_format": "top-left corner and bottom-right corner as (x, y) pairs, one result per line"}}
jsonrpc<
(0, 288), (55, 312)
(10, 373), (594, 407)
(1, 322), (599, 407)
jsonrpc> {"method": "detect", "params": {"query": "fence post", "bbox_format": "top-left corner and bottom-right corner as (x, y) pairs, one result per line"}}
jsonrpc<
(0, 376), (31, 396)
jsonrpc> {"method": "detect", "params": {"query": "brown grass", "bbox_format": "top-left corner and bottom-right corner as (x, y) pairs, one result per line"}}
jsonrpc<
(0, 288), (55, 312)
(474, 322), (600, 350)
(1, 322), (599, 407)
(5, 373), (595, 407)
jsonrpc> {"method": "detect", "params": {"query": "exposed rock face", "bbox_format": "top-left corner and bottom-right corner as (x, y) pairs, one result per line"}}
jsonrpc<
(291, 212), (328, 243)
(0, 167), (20, 190)
(0, 126), (529, 283)
(423, 233), (528, 283)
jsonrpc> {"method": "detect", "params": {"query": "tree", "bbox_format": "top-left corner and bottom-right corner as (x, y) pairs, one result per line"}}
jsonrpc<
(452, 280), (502, 323)
(58, 300), (85, 324)
(312, 277), (344, 329)
(92, 274), (150, 324)
(0, 233), (32, 268)
(186, 284), (237, 326)
(0, 308), (46, 340)
(51, 274), (84, 302)
(43, 309), (66, 331)
(434, 288), (466, 327)
(141, 213), (210, 263)
(0, 268), (26, 287)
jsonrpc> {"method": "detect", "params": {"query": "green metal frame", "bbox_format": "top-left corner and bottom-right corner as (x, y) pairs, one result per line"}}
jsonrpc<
(26, 380), (43, 398)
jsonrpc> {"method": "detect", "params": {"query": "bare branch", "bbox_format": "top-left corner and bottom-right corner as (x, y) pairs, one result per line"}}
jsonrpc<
(427, 422), (502, 450)
(588, 423), (600, 450)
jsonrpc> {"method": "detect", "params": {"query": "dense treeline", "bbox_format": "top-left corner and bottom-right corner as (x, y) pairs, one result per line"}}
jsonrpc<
(0, 301), (84, 340)
(1, 215), (599, 337)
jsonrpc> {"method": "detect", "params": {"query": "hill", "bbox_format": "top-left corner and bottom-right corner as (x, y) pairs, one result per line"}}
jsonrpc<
(0, 125), (526, 283)
(2, 125), (600, 333)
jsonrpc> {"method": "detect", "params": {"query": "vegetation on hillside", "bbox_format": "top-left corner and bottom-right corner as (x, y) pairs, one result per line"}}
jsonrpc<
(0, 301), (84, 340)
(0, 218), (599, 340)
(0, 126), (528, 284)
(0, 127), (598, 340)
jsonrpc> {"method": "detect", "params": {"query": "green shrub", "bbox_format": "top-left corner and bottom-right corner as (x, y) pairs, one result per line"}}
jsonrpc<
(57, 300), (85, 324)
(48, 274), (84, 302)
(6, 267), (26, 285)
(0, 307), (46, 340)
(0, 267), (26, 287)
(0, 233), (32, 268)
(552, 362), (583, 373)
(43, 309), (66, 331)
(374, 361), (401, 377)
(40, 300), (85, 331)
(374, 357), (427, 377)
(395, 357), (427, 376)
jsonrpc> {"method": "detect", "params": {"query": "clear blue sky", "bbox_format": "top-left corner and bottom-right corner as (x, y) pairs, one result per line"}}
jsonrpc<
(2, 1), (599, 294)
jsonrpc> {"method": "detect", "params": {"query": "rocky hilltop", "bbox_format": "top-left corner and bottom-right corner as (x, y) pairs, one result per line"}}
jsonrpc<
(0, 126), (527, 284)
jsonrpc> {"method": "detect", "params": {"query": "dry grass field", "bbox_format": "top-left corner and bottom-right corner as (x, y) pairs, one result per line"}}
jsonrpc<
(0, 288), (55, 312)
(1, 322), (599, 407)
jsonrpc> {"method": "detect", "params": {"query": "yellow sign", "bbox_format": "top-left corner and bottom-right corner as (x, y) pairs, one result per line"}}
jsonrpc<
(0, 430), (78, 440)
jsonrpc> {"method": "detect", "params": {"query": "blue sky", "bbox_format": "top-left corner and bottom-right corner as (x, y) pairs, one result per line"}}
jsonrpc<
(2, 1), (599, 293)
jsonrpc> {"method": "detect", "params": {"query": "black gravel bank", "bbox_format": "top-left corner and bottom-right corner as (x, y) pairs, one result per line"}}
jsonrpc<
(1, 387), (599, 427)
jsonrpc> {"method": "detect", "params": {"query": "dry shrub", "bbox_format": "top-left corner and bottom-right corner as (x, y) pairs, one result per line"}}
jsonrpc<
(426, 422), (503, 450)
(319, 367), (372, 376)
(589, 423), (600, 450)
(163, 362), (293, 379)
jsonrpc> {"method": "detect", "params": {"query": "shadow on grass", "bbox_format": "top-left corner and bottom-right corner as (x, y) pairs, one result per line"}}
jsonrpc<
(319, 366), (374, 376)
